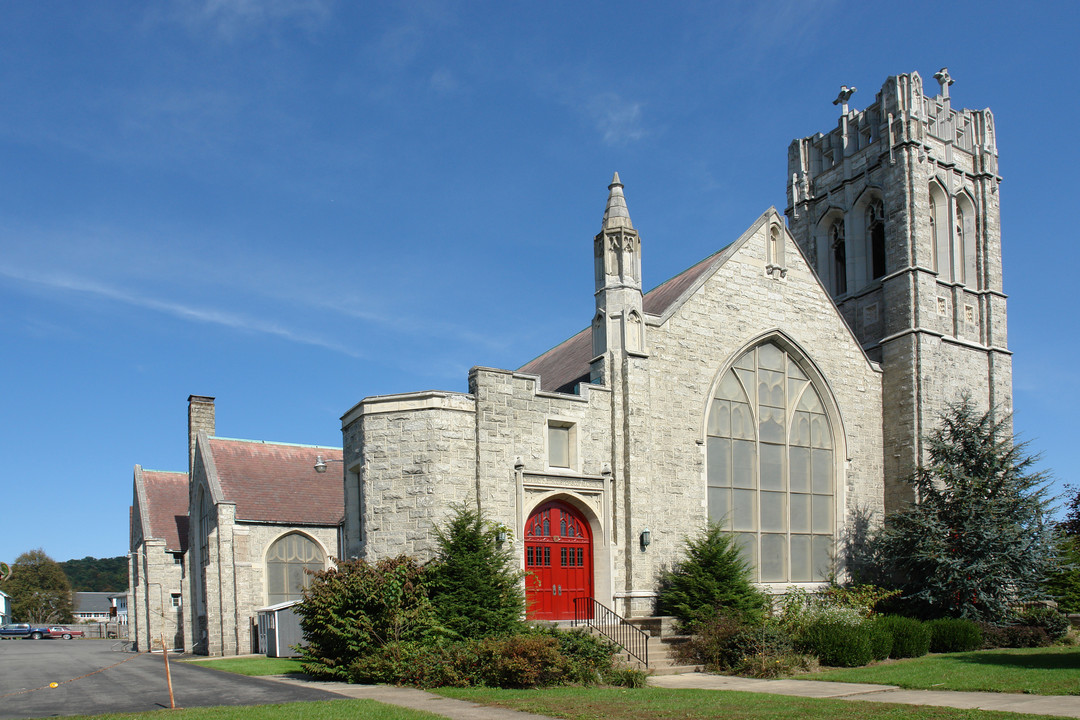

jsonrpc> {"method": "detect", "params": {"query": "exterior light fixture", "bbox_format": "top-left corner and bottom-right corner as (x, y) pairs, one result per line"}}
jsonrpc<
(640, 527), (651, 551)
(313, 455), (344, 474)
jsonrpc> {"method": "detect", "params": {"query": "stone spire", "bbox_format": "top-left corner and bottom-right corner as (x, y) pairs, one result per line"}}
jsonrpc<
(602, 172), (634, 231)
(592, 172), (646, 375)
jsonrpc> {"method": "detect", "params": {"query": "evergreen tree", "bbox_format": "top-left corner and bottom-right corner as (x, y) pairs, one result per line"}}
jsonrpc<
(868, 398), (1054, 620)
(1044, 485), (1080, 612)
(655, 522), (765, 628)
(427, 504), (524, 640)
(7, 549), (74, 624)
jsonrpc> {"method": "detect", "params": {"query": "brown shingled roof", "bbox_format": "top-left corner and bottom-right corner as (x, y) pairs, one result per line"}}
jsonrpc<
(518, 248), (726, 392)
(142, 470), (190, 553)
(208, 438), (343, 526)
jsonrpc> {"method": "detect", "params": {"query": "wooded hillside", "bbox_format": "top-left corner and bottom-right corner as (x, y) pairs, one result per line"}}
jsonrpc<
(60, 556), (128, 592)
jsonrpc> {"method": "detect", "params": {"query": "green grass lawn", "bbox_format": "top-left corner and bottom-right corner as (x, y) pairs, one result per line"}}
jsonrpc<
(26, 699), (442, 720)
(803, 646), (1080, 695)
(435, 687), (1074, 720)
(182, 656), (306, 676)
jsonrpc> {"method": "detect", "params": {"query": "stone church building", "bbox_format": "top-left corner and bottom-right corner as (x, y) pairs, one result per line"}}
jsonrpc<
(340, 69), (1008, 621)
(129, 69), (1010, 651)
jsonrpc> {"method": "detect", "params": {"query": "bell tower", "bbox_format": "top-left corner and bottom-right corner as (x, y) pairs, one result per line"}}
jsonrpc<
(786, 70), (1010, 512)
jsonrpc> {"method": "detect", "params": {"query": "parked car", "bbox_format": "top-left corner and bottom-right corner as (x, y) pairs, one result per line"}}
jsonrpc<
(0, 623), (50, 639)
(47, 626), (84, 640)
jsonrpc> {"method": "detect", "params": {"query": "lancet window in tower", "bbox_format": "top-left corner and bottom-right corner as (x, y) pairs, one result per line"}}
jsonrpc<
(867, 199), (886, 279)
(929, 195), (938, 272)
(706, 342), (836, 583)
(955, 206), (966, 285)
(829, 220), (847, 295)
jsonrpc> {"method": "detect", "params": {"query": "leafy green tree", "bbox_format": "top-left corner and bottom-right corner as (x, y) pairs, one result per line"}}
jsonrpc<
(427, 504), (524, 640)
(656, 522), (765, 628)
(7, 549), (74, 624)
(866, 398), (1055, 620)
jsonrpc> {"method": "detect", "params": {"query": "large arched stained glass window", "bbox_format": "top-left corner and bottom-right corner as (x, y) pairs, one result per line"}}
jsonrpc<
(266, 533), (325, 605)
(707, 342), (835, 583)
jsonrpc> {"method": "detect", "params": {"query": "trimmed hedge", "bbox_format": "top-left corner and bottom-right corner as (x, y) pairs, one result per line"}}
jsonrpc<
(875, 615), (930, 658)
(927, 618), (983, 653)
(796, 619), (874, 667)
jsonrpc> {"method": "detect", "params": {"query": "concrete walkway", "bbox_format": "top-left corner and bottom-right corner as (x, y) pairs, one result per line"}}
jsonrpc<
(649, 673), (1080, 718)
(266, 672), (1080, 719)
(266, 675), (562, 720)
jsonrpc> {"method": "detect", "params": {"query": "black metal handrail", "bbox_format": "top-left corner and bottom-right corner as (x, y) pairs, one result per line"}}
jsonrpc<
(572, 596), (648, 666)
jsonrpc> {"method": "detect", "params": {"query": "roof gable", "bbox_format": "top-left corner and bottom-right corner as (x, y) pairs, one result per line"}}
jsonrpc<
(206, 438), (344, 526)
(136, 468), (189, 553)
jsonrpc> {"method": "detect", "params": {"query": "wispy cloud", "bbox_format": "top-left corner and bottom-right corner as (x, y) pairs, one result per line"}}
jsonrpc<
(0, 265), (363, 358)
(157, 0), (333, 40)
(587, 93), (646, 146)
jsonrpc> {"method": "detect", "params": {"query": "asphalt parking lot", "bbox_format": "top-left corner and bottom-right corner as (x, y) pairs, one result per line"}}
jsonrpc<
(0, 638), (341, 719)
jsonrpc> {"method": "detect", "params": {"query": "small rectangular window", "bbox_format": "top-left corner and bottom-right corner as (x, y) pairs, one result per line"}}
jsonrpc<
(171, 594), (182, 608)
(548, 423), (572, 468)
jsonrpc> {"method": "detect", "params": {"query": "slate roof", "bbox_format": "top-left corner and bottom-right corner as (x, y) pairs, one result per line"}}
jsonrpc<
(141, 470), (190, 553)
(518, 248), (726, 393)
(207, 438), (344, 526)
(74, 592), (113, 614)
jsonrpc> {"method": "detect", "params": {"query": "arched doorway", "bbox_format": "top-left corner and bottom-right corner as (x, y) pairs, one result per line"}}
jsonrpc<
(524, 500), (593, 620)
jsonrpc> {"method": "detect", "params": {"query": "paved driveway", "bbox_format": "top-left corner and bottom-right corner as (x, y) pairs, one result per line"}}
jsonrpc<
(0, 639), (341, 719)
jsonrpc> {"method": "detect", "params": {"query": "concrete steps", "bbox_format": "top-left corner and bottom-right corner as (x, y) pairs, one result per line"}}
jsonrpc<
(567, 616), (701, 675)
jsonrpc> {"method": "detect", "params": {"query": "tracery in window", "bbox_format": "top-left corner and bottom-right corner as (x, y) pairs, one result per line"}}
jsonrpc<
(829, 220), (847, 295)
(707, 342), (835, 583)
(266, 533), (324, 605)
(867, 200), (886, 279)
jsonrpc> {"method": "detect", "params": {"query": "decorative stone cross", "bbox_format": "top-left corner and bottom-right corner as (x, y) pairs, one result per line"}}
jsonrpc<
(933, 67), (954, 99)
(832, 85), (857, 114)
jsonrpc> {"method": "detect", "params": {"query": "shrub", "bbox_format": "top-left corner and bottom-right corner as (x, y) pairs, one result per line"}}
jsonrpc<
(675, 614), (756, 671)
(474, 634), (570, 688)
(796, 618), (874, 667)
(295, 555), (439, 681)
(539, 627), (616, 684)
(876, 615), (930, 658)
(927, 618), (983, 653)
(866, 621), (894, 661)
(350, 641), (480, 687)
(656, 523), (766, 628)
(978, 622), (1050, 648)
(1016, 606), (1071, 641)
(428, 505), (525, 640)
(775, 587), (865, 638)
(605, 666), (650, 688)
(733, 622), (808, 678)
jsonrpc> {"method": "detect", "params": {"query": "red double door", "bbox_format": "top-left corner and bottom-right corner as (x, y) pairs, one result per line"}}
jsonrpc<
(524, 500), (593, 620)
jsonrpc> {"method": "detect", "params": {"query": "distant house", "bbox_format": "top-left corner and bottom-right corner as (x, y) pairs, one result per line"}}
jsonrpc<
(109, 592), (128, 625)
(73, 592), (115, 622)
(0, 588), (10, 624)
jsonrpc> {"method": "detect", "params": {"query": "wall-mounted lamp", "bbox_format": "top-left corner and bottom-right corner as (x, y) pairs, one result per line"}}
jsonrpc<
(314, 455), (344, 474)
(496, 530), (507, 543)
(640, 527), (651, 551)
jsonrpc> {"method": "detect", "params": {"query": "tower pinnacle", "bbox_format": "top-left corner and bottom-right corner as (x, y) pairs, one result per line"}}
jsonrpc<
(602, 171), (634, 231)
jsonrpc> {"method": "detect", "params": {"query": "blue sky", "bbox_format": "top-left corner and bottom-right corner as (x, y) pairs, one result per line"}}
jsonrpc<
(1, 1), (1077, 565)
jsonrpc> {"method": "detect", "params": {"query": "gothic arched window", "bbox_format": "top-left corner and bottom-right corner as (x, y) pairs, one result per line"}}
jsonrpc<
(707, 342), (836, 583)
(867, 200), (886, 280)
(266, 533), (325, 605)
(829, 220), (847, 295)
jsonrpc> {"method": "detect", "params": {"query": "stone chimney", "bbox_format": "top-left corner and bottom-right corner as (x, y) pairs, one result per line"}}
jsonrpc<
(188, 395), (215, 475)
